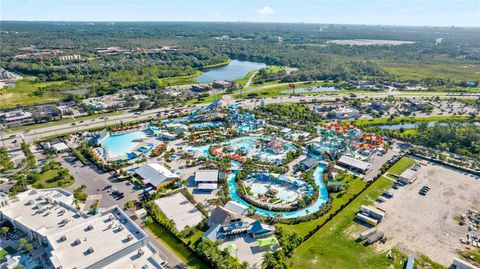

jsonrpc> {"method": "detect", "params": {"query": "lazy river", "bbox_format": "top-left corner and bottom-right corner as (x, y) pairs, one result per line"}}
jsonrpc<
(187, 137), (329, 218)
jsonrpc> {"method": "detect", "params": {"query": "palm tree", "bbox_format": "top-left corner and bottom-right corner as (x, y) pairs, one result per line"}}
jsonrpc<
(1, 226), (9, 237)
(263, 251), (276, 269)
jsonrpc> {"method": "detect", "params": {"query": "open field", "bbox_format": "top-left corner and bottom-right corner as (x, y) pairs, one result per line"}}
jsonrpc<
(146, 222), (210, 269)
(379, 62), (480, 82)
(387, 157), (416, 174)
(376, 160), (480, 266)
(0, 78), (66, 109)
(351, 115), (480, 127)
(157, 71), (204, 87)
(32, 169), (75, 189)
(290, 176), (396, 268)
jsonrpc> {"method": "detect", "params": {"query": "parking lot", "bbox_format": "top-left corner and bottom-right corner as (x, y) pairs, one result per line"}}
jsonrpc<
(376, 161), (480, 266)
(58, 154), (142, 209)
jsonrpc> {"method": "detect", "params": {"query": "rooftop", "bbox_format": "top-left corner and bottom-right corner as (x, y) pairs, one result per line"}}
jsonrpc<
(338, 155), (372, 171)
(195, 169), (219, 183)
(136, 163), (177, 187)
(154, 192), (204, 231)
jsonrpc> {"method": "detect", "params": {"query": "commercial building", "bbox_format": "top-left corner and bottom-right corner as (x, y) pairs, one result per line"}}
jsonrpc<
(338, 155), (372, 174)
(0, 110), (34, 127)
(224, 201), (248, 216)
(194, 169), (219, 190)
(331, 108), (360, 119)
(0, 189), (163, 269)
(135, 163), (178, 189)
(398, 168), (418, 184)
(203, 206), (274, 242)
(154, 192), (205, 231)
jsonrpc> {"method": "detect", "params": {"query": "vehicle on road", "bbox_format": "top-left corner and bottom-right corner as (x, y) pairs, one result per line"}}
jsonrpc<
(160, 261), (168, 267)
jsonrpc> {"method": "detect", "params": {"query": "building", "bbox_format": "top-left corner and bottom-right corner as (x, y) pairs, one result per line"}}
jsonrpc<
(371, 101), (390, 111)
(331, 108), (360, 119)
(50, 142), (70, 153)
(135, 163), (178, 189)
(311, 102), (344, 112)
(298, 158), (317, 171)
(212, 80), (238, 90)
(406, 100), (431, 111)
(32, 105), (62, 121)
(224, 201), (248, 216)
(194, 170), (219, 190)
(58, 54), (81, 61)
(203, 206), (274, 242)
(398, 168), (418, 184)
(154, 193), (205, 231)
(191, 84), (212, 92)
(0, 189), (163, 269)
(338, 155), (372, 174)
(0, 110), (34, 127)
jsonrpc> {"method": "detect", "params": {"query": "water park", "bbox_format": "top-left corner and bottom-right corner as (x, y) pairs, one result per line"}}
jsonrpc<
(241, 172), (315, 209)
(310, 122), (384, 160)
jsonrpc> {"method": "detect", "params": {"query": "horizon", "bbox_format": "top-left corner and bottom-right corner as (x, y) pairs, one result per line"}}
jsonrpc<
(1, 0), (479, 27)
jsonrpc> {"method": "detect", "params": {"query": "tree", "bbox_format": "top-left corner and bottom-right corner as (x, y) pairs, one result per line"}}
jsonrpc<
(1, 226), (9, 236)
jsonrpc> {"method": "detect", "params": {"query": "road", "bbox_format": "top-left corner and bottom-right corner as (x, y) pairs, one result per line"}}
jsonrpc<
(2, 88), (479, 149)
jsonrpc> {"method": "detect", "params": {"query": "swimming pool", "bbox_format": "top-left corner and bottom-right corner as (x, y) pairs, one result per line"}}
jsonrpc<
(100, 131), (147, 159)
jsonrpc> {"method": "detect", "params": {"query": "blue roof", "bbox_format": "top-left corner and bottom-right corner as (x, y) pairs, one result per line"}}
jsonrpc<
(301, 158), (317, 169)
(250, 220), (272, 235)
(203, 224), (223, 242)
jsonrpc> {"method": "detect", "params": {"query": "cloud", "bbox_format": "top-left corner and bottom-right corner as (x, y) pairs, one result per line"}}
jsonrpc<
(257, 6), (274, 15)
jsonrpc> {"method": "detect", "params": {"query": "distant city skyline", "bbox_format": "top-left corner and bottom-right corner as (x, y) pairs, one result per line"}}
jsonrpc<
(1, 0), (479, 27)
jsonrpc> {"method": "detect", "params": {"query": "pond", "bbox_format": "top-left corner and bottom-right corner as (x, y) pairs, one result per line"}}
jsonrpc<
(196, 60), (266, 83)
(280, 86), (339, 94)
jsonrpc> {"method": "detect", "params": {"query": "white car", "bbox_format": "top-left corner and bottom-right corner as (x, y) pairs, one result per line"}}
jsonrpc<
(160, 261), (168, 267)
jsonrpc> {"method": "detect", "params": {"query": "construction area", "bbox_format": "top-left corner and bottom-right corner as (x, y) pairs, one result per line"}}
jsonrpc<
(375, 161), (480, 266)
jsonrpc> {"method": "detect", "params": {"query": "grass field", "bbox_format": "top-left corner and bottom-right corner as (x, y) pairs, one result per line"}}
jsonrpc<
(290, 176), (395, 269)
(379, 62), (480, 82)
(146, 222), (210, 269)
(234, 81), (339, 98)
(387, 156), (416, 175)
(351, 115), (479, 127)
(157, 71), (204, 87)
(0, 78), (66, 109)
(32, 169), (75, 189)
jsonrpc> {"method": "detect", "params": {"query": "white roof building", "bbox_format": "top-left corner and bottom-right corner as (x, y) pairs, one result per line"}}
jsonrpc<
(224, 201), (249, 216)
(398, 168), (418, 184)
(338, 155), (372, 173)
(136, 163), (178, 188)
(0, 189), (162, 269)
(195, 170), (219, 190)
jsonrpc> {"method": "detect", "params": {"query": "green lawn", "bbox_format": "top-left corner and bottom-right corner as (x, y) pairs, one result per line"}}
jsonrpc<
(388, 157), (416, 175)
(32, 169), (75, 189)
(157, 71), (203, 87)
(379, 61), (480, 82)
(290, 176), (397, 269)
(351, 115), (479, 127)
(278, 176), (367, 238)
(146, 222), (210, 269)
(0, 78), (66, 109)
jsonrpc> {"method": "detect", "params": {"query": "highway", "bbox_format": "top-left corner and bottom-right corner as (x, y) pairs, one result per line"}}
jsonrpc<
(2, 89), (479, 149)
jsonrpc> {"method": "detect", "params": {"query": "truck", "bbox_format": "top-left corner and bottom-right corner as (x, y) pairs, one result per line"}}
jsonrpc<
(366, 231), (384, 245)
(355, 213), (378, 226)
(360, 205), (386, 221)
(358, 227), (377, 241)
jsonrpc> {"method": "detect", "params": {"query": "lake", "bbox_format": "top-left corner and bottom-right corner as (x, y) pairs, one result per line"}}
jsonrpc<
(196, 60), (266, 83)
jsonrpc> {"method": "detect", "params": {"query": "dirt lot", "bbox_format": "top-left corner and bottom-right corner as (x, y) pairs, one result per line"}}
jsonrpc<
(376, 161), (480, 266)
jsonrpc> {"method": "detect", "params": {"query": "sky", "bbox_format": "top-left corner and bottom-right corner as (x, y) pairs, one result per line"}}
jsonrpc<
(1, 0), (479, 27)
